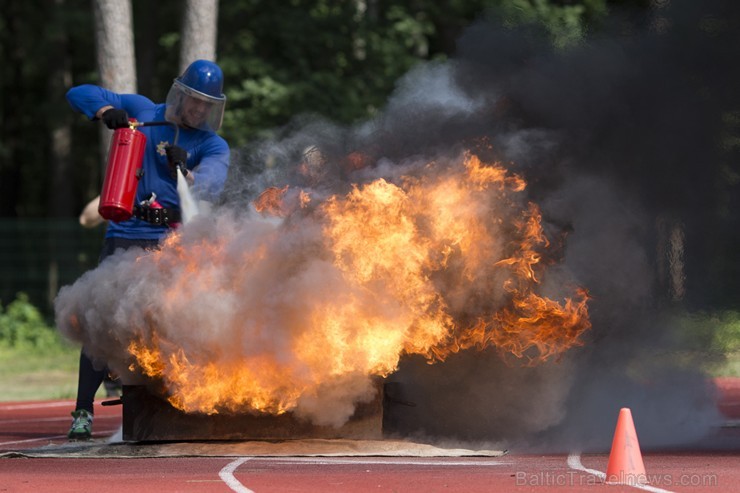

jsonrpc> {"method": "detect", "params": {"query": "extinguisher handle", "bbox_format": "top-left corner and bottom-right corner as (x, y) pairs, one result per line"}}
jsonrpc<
(133, 121), (180, 146)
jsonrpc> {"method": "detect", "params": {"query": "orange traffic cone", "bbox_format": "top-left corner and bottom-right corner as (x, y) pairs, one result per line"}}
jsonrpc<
(605, 408), (647, 485)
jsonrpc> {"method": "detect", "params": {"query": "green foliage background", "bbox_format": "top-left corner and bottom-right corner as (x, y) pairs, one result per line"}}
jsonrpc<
(0, 293), (62, 351)
(0, 293), (82, 400)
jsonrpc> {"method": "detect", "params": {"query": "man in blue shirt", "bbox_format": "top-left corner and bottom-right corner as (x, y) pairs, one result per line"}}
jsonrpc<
(65, 60), (230, 439)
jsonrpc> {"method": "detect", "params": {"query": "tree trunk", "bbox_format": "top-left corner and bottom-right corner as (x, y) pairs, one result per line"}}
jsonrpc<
(92, 0), (137, 174)
(179, 0), (219, 72)
(93, 0), (137, 92)
(656, 215), (686, 303)
(48, 0), (73, 218)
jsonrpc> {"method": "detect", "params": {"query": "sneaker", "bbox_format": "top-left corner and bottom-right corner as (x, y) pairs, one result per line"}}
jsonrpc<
(68, 410), (93, 439)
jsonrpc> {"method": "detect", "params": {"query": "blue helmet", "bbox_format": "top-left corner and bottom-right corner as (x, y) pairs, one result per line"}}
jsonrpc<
(165, 60), (226, 131)
(178, 60), (225, 101)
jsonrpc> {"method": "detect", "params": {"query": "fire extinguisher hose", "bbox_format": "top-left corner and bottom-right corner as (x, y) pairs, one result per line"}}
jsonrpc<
(132, 120), (179, 145)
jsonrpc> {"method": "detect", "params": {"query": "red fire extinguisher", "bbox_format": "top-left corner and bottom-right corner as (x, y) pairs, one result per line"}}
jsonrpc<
(98, 119), (146, 222)
(98, 120), (179, 222)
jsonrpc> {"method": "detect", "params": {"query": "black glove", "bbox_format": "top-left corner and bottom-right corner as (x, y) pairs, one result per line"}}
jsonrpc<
(101, 108), (129, 129)
(165, 145), (188, 178)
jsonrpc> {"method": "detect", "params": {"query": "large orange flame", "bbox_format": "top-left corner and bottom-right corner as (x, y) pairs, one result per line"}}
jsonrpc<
(125, 152), (590, 415)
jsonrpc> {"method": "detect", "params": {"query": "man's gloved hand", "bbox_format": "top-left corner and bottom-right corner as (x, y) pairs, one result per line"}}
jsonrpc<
(101, 108), (130, 129)
(165, 145), (188, 178)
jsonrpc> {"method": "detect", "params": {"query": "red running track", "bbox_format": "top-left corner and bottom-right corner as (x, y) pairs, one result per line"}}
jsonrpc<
(0, 378), (738, 493)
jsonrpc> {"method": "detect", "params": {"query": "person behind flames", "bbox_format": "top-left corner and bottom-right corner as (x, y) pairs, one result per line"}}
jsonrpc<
(64, 59), (230, 439)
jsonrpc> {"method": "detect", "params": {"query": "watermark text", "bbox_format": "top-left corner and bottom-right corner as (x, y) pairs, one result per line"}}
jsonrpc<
(515, 471), (719, 487)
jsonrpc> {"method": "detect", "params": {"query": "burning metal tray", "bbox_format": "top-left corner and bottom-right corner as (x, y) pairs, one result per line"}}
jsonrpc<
(120, 384), (384, 442)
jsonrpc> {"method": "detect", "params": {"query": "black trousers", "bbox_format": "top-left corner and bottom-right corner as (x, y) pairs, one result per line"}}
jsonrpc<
(74, 237), (160, 414)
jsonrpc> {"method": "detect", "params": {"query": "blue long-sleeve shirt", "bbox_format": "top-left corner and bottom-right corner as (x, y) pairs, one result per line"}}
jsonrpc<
(67, 84), (230, 240)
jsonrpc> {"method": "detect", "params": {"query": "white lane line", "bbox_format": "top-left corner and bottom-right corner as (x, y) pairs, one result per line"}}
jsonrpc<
(216, 456), (503, 493)
(219, 457), (255, 493)
(0, 417), (81, 424)
(0, 402), (74, 411)
(255, 457), (509, 466)
(567, 453), (675, 493)
(0, 428), (121, 447)
(566, 453), (606, 480)
(0, 415), (120, 425)
(0, 434), (69, 446)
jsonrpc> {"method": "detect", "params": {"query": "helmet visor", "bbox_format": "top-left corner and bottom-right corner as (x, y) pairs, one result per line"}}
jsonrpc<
(165, 80), (225, 131)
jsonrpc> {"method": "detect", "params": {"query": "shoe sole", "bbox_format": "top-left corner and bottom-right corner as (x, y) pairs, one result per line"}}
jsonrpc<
(68, 431), (92, 440)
